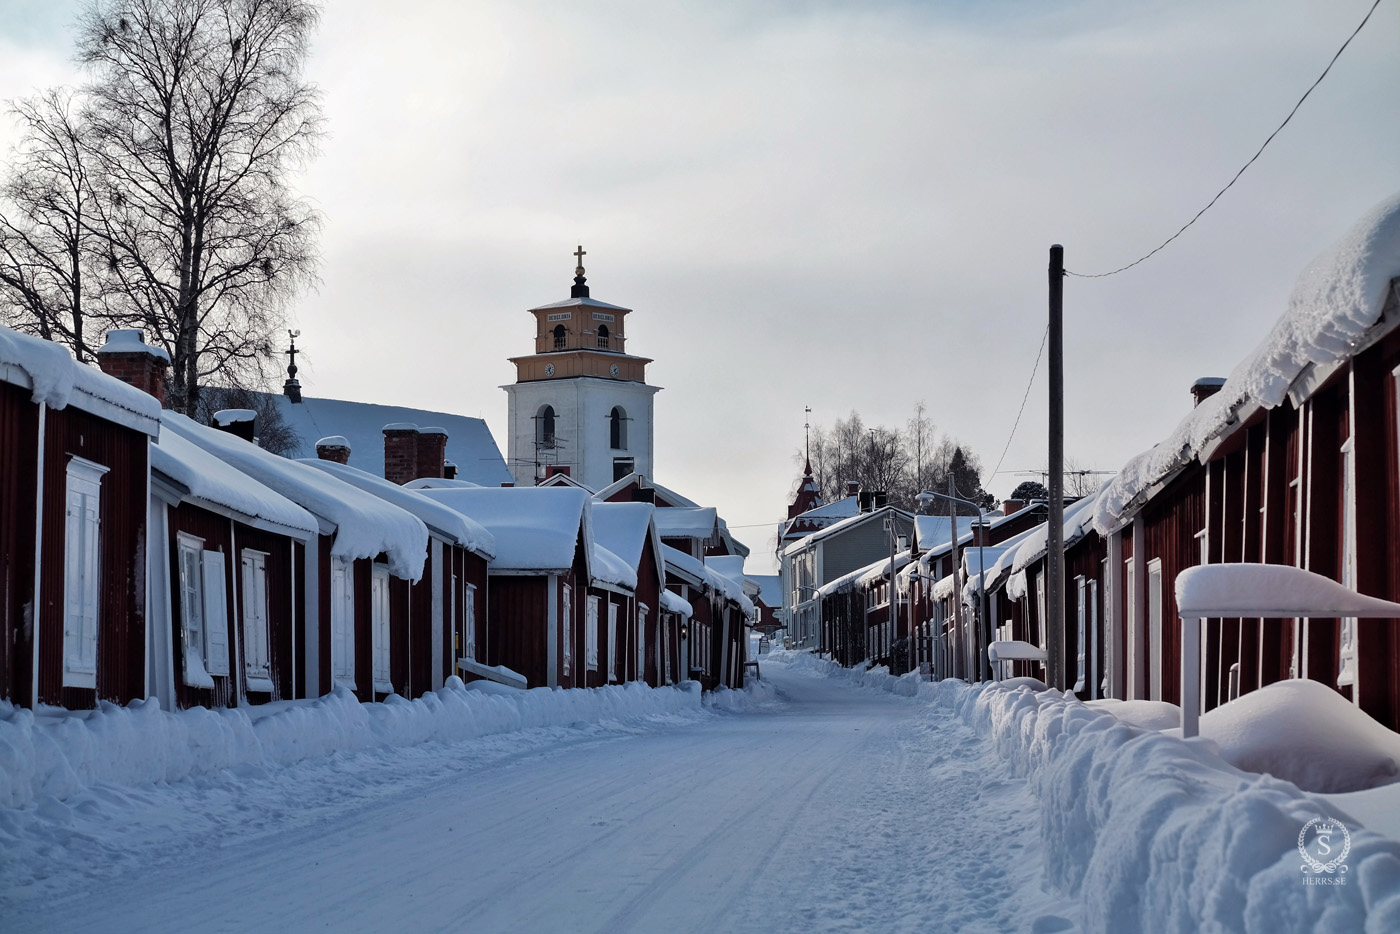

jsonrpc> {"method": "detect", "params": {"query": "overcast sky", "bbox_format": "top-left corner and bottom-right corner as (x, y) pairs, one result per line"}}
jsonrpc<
(1, 0), (1397, 574)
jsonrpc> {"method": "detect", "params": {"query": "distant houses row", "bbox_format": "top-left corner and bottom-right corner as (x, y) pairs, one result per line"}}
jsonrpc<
(778, 192), (1400, 733)
(0, 325), (758, 715)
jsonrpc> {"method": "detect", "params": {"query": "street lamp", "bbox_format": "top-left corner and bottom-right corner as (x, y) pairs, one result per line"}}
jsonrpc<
(915, 489), (992, 682)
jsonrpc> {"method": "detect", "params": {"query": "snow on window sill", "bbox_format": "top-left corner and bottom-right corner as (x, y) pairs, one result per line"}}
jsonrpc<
(183, 648), (215, 690)
(244, 675), (275, 694)
(334, 677), (357, 691)
(373, 680), (395, 695)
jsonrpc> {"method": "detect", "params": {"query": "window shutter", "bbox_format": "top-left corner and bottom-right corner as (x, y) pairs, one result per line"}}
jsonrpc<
(242, 552), (271, 680)
(637, 606), (648, 681)
(586, 596), (599, 669)
(464, 584), (476, 661)
(331, 559), (355, 688)
(607, 602), (617, 682)
(202, 552), (231, 676)
(371, 566), (391, 690)
(562, 585), (572, 675)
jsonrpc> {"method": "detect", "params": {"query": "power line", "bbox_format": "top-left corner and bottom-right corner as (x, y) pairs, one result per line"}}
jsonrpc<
(1067, 0), (1383, 279)
(989, 326), (1048, 483)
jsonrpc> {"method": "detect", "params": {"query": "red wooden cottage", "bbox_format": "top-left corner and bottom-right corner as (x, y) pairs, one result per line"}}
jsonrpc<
(0, 325), (162, 709)
(592, 501), (668, 686)
(165, 414), (430, 703)
(1087, 193), (1400, 729)
(302, 456), (494, 698)
(149, 411), (320, 708)
(416, 486), (595, 689)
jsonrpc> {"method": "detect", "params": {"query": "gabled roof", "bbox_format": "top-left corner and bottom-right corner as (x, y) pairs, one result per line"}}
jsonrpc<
(910, 514), (981, 552)
(593, 472), (699, 508)
(592, 501), (665, 592)
(781, 504), (913, 557)
(0, 325), (161, 436)
(654, 506), (718, 541)
(165, 414), (429, 580)
(748, 574), (782, 608)
(662, 544), (754, 614)
(538, 472), (596, 493)
(300, 458), (495, 559)
(257, 392), (513, 487)
(153, 414), (318, 539)
(416, 486), (592, 575)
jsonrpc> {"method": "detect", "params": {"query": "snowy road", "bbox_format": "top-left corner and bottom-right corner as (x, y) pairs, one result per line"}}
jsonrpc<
(4, 657), (1075, 934)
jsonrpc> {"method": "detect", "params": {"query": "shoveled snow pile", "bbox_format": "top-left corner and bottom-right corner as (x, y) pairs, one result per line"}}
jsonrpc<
(775, 653), (1400, 932)
(1086, 698), (1182, 731)
(0, 679), (704, 810)
(1191, 679), (1400, 794)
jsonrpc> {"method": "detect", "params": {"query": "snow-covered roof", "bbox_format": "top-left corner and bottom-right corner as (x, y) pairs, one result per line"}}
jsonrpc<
(96, 328), (169, 362)
(255, 393), (513, 487)
(748, 574), (782, 608)
(591, 542), (637, 591)
(163, 415), (429, 580)
(153, 414), (318, 539)
(781, 505), (913, 556)
(593, 472), (699, 508)
(817, 552), (910, 598)
(0, 325), (161, 436)
(299, 459), (495, 559)
(973, 523), (1046, 599)
(661, 544), (753, 614)
(405, 477), (484, 490)
(653, 506), (718, 540)
(592, 502), (665, 590)
(660, 589), (693, 618)
(416, 487), (592, 574)
(1008, 492), (1102, 578)
(911, 514), (980, 550)
(1096, 192), (1400, 535)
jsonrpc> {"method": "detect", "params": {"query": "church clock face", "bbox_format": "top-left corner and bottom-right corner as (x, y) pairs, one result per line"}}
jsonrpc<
(545, 363), (555, 377)
(609, 364), (619, 377)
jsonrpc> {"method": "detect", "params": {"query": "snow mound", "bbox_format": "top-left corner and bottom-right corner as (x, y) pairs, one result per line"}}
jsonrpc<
(0, 680), (705, 809)
(1194, 679), (1400, 794)
(1086, 698), (1181, 731)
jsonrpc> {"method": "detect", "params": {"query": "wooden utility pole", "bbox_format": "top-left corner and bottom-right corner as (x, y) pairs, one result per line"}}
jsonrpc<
(1047, 245), (1066, 690)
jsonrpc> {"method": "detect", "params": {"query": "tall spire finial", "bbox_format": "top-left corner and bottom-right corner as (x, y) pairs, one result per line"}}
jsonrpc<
(804, 405), (812, 466)
(571, 244), (590, 298)
(283, 330), (302, 403)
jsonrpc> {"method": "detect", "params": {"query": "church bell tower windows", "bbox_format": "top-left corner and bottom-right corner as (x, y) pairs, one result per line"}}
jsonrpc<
(610, 406), (628, 450)
(597, 324), (610, 349)
(553, 324), (567, 350)
(536, 405), (557, 449)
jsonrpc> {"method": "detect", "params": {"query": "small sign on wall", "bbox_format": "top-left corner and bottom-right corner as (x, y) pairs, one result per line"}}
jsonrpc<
(592, 312), (615, 322)
(547, 313), (571, 322)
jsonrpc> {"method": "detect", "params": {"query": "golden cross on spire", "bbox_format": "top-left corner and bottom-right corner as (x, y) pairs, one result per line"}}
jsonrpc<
(574, 244), (586, 275)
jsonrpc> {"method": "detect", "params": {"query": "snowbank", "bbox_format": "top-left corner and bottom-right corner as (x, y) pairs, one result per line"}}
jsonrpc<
(1190, 679), (1400, 794)
(779, 654), (1400, 931)
(0, 680), (704, 810)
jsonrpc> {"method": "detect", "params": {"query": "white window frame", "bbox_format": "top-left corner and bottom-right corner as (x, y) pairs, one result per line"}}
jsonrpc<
(562, 583), (572, 676)
(1074, 575), (1087, 695)
(177, 534), (232, 687)
(1147, 558), (1164, 701)
(1337, 432), (1358, 693)
(241, 549), (273, 692)
(330, 557), (356, 690)
(62, 457), (107, 688)
(586, 594), (600, 670)
(637, 604), (649, 682)
(371, 564), (393, 694)
(607, 601), (618, 683)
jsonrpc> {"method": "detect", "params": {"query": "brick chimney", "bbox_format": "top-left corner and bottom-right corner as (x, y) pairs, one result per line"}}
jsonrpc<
(383, 423), (419, 485)
(213, 409), (256, 443)
(316, 435), (351, 464)
(443, 461), (458, 481)
(96, 329), (169, 404)
(1191, 377), (1226, 407)
(845, 480), (860, 499)
(415, 427), (448, 481)
(1002, 499), (1025, 516)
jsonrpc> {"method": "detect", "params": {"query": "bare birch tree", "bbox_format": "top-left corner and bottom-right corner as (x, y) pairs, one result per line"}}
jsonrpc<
(75, 0), (323, 414)
(0, 90), (107, 360)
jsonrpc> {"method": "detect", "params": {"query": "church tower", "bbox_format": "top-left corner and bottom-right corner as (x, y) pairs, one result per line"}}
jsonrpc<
(503, 247), (660, 489)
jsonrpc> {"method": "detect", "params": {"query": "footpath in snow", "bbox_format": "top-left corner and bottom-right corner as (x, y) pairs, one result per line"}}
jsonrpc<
(3, 653), (1400, 932)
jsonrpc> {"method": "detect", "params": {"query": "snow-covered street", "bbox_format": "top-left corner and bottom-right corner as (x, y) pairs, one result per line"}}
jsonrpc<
(2, 656), (1073, 934)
